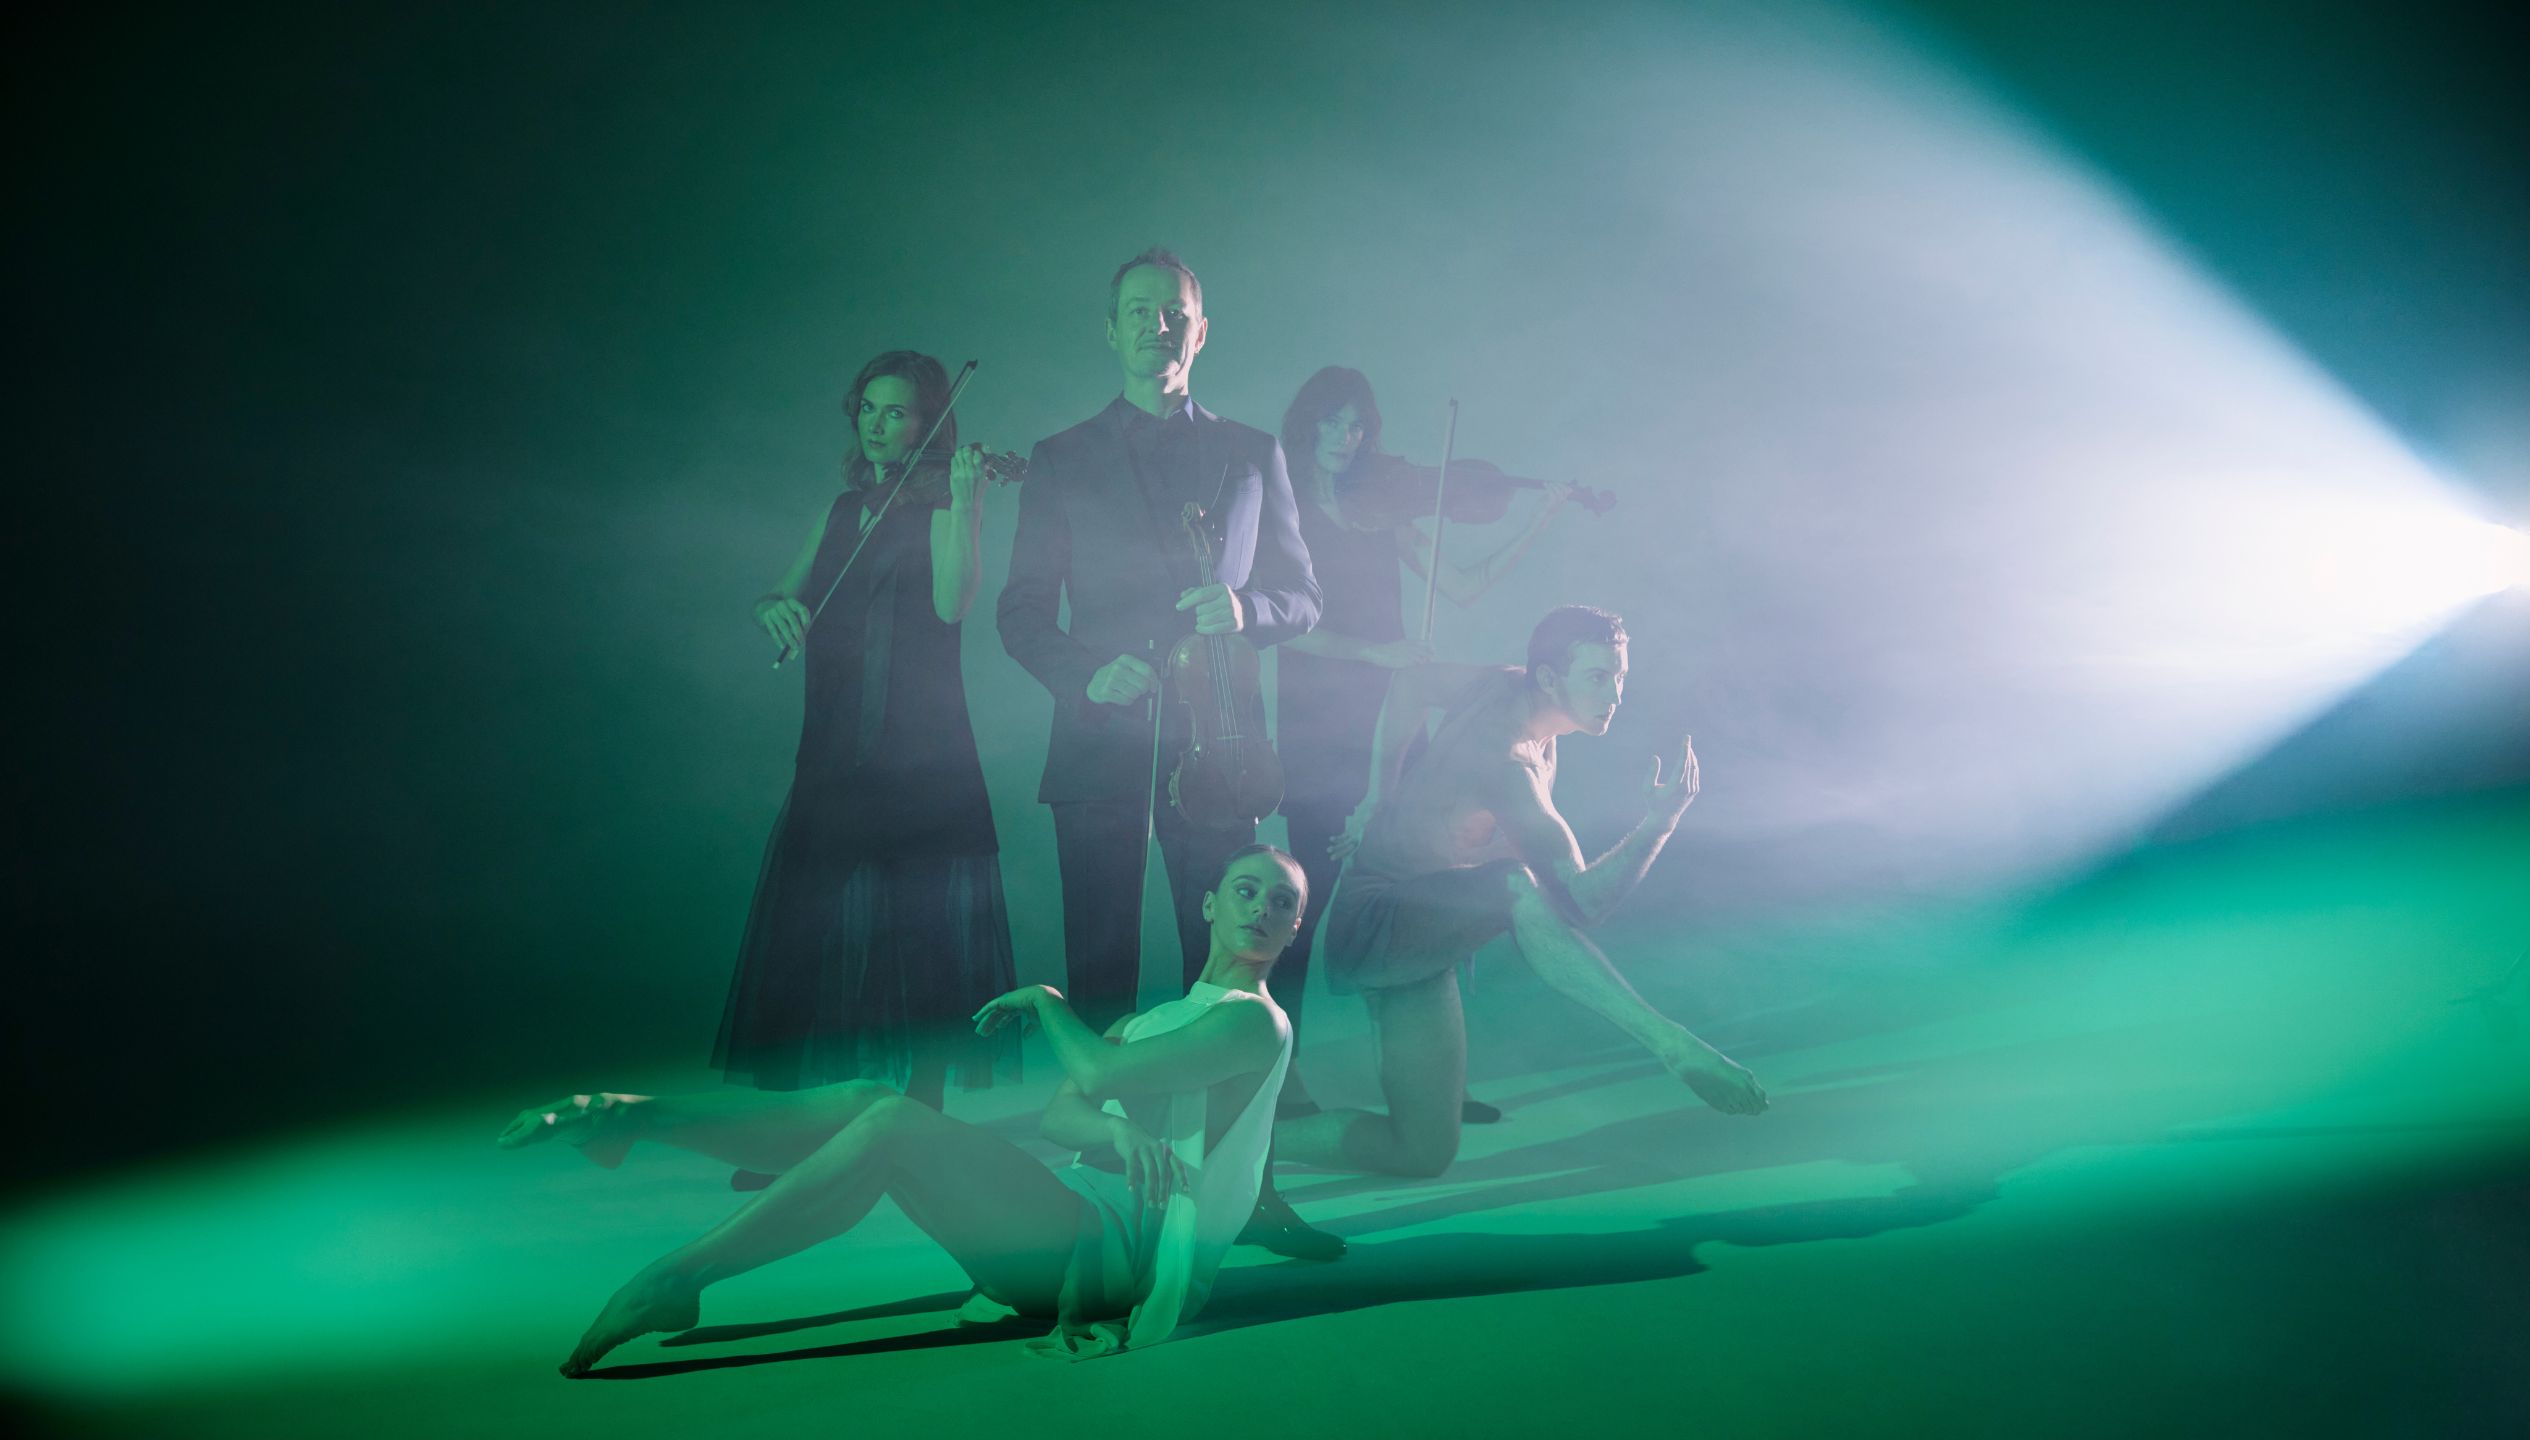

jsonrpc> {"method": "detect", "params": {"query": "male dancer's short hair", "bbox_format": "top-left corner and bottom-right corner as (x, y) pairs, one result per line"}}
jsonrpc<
(1109, 245), (1203, 317)
(1525, 605), (1628, 680)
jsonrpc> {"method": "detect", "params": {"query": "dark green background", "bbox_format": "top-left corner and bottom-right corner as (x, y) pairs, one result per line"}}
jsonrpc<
(9, 0), (2524, 1190)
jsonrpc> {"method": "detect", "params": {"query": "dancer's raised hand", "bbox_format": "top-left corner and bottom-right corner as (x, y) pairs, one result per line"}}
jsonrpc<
(1645, 734), (1700, 824)
(973, 984), (1062, 1036)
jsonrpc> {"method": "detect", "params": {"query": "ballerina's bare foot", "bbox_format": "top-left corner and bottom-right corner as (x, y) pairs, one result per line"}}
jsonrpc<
(1659, 1039), (1769, 1117)
(560, 1261), (701, 1377)
(496, 1092), (651, 1168)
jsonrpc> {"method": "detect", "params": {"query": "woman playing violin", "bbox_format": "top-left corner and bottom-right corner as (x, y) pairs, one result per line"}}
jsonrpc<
(1272, 366), (1574, 1114)
(716, 350), (1018, 1145)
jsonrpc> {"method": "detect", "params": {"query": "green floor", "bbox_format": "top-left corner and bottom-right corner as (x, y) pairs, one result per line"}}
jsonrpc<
(8, 793), (2526, 1438)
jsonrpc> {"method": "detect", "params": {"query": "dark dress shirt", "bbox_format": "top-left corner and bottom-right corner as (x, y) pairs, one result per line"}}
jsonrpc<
(998, 394), (1320, 804)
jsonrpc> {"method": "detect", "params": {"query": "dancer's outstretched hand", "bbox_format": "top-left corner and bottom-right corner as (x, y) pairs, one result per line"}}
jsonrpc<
(973, 985), (1062, 1036)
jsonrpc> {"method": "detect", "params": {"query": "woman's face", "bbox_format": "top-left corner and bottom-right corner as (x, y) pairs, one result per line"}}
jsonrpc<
(1314, 402), (1367, 478)
(1205, 853), (1306, 962)
(857, 375), (925, 467)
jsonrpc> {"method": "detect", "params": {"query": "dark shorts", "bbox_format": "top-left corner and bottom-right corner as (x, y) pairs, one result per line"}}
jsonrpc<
(1321, 858), (1526, 995)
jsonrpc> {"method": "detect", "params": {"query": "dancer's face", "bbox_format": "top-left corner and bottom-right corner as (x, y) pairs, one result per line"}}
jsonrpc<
(1205, 853), (1307, 962)
(857, 375), (924, 467)
(1541, 641), (1628, 736)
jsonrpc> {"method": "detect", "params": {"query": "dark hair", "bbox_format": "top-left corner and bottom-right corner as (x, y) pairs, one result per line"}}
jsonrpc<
(1108, 246), (1203, 319)
(1218, 842), (1307, 905)
(1526, 605), (1628, 680)
(1279, 366), (1383, 484)
(841, 350), (958, 486)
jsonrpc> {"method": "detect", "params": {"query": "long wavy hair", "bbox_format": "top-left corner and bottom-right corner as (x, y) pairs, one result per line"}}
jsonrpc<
(841, 350), (958, 488)
(1277, 365), (1383, 487)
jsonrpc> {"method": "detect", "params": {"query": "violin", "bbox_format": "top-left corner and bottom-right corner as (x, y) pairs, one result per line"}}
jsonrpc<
(855, 446), (1029, 512)
(1164, 503), (1283, 829)
(1333, 452), (1615, 532)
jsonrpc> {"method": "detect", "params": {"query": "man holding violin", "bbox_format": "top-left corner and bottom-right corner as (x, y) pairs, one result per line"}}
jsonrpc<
(996, 247), (1320, 1037)
(1000, 249), (1336, 1259)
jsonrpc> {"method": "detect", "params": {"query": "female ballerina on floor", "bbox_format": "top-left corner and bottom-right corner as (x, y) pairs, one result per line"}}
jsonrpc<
(500, 845), (1304, 1373)
(717, 350), (1017, 1137)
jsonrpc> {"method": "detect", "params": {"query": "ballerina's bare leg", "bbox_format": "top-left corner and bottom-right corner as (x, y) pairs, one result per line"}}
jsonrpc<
(499, 1079), (922, 1173)
(520, 1086), (1085, 1375)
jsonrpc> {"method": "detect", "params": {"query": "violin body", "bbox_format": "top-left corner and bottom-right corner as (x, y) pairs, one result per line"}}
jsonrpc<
(1165, 504), (1284, 830)
(889, 448), (1028, 507)
(1165, 632), (1282, 829)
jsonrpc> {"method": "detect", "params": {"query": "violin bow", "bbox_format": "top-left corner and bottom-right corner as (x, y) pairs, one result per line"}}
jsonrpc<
(1416, 398), (1461, 644)
(774, 359), (979, 670)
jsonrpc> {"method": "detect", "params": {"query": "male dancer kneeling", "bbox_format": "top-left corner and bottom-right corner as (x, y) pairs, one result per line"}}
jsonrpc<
(501, 846), (1304, 1371)
(1276, 606), (1765, 1179)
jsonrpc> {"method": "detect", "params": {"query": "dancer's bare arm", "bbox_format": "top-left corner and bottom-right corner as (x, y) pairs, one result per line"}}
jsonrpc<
(978, 986), (1284, 1101)
(1494, 736), (1700, 926)
(1040, 1014), (1134, 1150)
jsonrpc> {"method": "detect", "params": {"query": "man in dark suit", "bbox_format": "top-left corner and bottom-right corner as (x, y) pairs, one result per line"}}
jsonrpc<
(999, 248), (1321, 1033)
(999, 249), (1340, 1259)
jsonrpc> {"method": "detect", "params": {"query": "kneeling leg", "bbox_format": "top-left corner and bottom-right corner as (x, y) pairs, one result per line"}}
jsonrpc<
(1273, 967), (1466, 1178)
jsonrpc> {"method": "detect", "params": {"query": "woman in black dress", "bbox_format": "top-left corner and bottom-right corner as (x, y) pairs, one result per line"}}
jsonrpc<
(1273, 366), (1572, 1115)
(716, 350), (1016, 1119)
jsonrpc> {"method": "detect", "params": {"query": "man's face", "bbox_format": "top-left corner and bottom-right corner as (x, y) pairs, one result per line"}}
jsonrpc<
(1107, 264), (1206, 389)
(1203, 852), (1307, 962)
(857, 375), (923, 467)
(1315, 402), (1367, 478)
(1543, 641), (1628, 735)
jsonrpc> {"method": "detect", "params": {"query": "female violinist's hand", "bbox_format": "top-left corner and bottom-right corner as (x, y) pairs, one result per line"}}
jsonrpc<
(948, 443), (986, 510)
(1330, 800), (1373, 862)
(1539, 480), (1577, 518)
(1364, 639), (1435, 670)
(755, 594), (811, 651)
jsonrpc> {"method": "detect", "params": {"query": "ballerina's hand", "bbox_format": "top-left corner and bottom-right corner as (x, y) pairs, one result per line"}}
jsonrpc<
(973, 985), (1062, 1036)
(1111, 1120), (1191, 1211)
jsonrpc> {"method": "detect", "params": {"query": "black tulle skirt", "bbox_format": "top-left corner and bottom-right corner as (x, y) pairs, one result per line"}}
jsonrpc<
(713, 786), (1019, 1092)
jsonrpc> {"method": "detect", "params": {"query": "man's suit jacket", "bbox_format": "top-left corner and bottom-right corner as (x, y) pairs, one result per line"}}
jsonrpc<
(998, 395), (1321, 804)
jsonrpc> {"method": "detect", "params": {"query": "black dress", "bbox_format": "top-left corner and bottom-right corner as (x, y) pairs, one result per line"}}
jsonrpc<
(1274, 473), (1410, 1035)
(714, 476), (1018, 1091)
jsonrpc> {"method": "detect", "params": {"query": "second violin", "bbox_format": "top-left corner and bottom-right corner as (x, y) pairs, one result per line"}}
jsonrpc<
(1165, 502), (1283, 829)
(1335, 451), (1616, 533)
